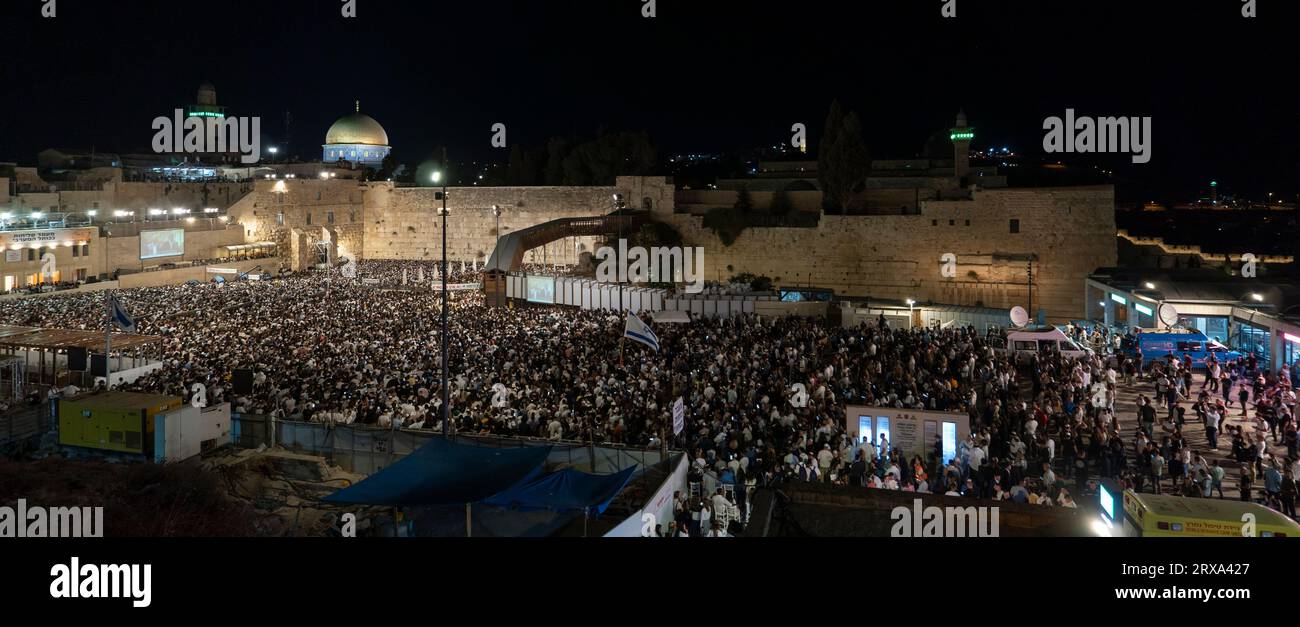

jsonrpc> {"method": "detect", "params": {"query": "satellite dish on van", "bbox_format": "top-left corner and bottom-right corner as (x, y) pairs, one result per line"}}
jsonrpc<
(1158, 303), (1180, 328)
(1010, 306), (1030, 328)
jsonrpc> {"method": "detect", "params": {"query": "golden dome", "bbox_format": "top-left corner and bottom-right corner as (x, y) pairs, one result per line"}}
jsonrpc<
(325, 112), (389, 146)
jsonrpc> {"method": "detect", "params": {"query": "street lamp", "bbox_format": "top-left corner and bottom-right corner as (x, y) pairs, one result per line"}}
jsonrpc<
(612, 194), (626, 307)
(491, 202), (501, 305)
(434, 150), (451, 436)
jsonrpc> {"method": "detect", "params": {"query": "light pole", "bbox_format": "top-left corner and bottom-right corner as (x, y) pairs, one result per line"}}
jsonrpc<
(491, 204), (502, 307)
(1027, 260), (1034, 324)
(613, 194), (625, 308)
(433, 152), (450, 435)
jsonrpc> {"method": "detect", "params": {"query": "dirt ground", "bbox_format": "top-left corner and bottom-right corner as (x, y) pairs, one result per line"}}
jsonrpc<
(0, 446), (365, 537)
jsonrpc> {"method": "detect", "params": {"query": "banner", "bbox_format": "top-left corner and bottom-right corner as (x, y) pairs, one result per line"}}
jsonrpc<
(673, 397), (685, 436)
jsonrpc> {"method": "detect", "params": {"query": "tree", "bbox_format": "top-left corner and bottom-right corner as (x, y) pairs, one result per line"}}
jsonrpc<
(733, 185), (754, 215)
(817, 100), (844, 212)
(544, 136), (574, 185)
(769, 188), (794, 217)
(817, 101), (871, 214)
(372, 153), (399, 181)
(506, 145), (541, 186)
(560, 131), (657, 185)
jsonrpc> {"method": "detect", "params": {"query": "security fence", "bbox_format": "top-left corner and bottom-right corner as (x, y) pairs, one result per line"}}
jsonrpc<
(230, 413), (667, 476)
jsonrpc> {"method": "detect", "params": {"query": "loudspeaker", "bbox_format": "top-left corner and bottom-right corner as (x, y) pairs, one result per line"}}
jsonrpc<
(231, 369), (255, 395)
(67, 347), (88, 372)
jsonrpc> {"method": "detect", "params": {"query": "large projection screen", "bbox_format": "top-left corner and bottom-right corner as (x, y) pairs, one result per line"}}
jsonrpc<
(525, 276), (555, 304)
(141, 229), (185, 260)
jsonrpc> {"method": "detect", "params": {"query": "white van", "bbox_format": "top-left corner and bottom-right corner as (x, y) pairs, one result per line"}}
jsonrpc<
(1005, 326), (1093, 364)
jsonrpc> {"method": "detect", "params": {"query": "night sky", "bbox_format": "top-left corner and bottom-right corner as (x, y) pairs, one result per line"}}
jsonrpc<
(0, 0), (1295, 203)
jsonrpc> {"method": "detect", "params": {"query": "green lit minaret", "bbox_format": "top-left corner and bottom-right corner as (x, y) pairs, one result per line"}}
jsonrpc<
(950, 110), (974, 184)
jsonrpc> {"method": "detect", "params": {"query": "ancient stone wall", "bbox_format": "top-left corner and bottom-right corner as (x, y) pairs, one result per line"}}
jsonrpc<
(658, 186), (1118, 321)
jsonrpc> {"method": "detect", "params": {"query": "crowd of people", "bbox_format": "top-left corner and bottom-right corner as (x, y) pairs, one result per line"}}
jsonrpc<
(3, 265), (1299, 535)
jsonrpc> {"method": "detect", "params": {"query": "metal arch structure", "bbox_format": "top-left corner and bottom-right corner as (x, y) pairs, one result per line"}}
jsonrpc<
(483, 211), (649, 306)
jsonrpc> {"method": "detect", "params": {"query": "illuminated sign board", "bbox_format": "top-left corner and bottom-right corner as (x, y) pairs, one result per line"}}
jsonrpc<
(1110, 293), (1127, 305)
(1133, 302), (1153, 316)
(1099, 484), (1117, 522)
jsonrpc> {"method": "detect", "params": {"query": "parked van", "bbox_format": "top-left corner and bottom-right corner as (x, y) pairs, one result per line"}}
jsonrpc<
(1004, 326), (1093, 364)
(1119, 329), (1240, 368)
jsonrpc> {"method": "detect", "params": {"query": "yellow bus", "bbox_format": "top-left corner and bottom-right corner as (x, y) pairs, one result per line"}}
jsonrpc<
(1095, 483), (1300, 537)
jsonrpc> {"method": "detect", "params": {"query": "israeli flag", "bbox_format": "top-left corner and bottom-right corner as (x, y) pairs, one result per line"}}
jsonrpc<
(623, 313), (659, 352)
(110, 295), (136, 332)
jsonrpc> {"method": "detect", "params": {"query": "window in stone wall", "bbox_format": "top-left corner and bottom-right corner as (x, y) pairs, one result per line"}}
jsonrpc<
(965, 220), (970, 226)
(932, 220), (938, 226)
(72, 246), (79, 258)
(349, 211), (357, 223)
(327, 211), (335, 224)
(82, 244), (90, 257)
(1010, 219), (1020, 234)
(949, 220), (955, 226)
(307, 213), (313, 225)
(276, 212), (284, 226)
(642, 197), (653, 211)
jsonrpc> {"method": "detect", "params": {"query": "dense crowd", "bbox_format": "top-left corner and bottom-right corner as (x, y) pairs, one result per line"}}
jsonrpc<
(3, 267), (1298, 536)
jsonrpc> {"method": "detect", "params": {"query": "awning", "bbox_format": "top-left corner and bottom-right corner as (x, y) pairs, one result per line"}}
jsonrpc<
(0, 326), (162, 351)
(223, 242), (277, 253)
(322, 438), (552, 506)
(483, 466), (638, 516)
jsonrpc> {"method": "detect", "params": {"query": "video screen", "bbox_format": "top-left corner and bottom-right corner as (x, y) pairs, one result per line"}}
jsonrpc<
(526, 276), (555, 304)
(140, 229), (185, 260)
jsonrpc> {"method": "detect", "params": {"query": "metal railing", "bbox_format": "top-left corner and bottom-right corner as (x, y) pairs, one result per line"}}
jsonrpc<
(0, 404), (51, 450)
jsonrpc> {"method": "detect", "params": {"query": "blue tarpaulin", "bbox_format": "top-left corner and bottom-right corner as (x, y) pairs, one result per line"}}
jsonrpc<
(483, 465), (638, 516)
(323, 438), (552, 506)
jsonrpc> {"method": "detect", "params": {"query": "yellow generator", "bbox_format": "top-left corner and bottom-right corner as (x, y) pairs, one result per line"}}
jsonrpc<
(59, 392), (183, 458)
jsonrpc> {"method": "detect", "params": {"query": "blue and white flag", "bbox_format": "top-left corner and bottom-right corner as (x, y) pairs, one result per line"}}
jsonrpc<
(623, 312), (659, 352)
(110, 295), (136, 332)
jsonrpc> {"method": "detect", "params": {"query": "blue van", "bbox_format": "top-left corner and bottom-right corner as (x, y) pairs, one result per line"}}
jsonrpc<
(1120, 329), (1242, 368)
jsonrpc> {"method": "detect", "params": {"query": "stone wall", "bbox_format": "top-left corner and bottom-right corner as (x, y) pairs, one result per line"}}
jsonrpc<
(226, 179), (366, 268)
(105, 226), (246, 273)
(364, 184), (622, 262)
(221, 177), (1115, 321)
(659, 186), (1117, 322)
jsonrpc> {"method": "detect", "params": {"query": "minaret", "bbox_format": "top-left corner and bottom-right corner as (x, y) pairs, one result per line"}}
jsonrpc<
(950, 110), (973, 184)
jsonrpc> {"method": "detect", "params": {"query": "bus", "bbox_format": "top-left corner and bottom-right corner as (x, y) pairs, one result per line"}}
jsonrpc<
(1095, 483), (1300, 538)
(1118, 328), (1241, 369)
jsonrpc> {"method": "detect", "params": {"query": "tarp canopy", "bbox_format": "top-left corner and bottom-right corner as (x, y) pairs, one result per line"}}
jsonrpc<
(323, 438), (552, 506)
(483, 465), (638, 516)
(650, 310), (691, 324)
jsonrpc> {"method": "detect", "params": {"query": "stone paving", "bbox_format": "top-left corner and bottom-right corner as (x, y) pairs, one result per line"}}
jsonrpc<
(1109, 368), (1293, 503)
